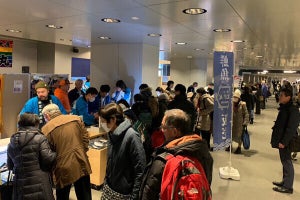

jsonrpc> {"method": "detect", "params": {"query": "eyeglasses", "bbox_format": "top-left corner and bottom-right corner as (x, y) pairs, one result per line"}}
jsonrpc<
(160, 125), (175, 130)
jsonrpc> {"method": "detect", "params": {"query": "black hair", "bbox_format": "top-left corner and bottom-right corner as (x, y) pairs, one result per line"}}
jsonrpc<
(280, 87), (293, 98)
(174, 84), (186, 94)
(117, 99), (130, 108)
(100, 103), (124, 126)
(116, 80), (126, 90)
(167, 80), (174, 87)
(86, 87), (98, 95)
(156, 87), (163, 92)
(196, 87), (207, 95)
(139, 83), (149, 90)
(18, 113), (39, 127)
(100, 85), (110, 93)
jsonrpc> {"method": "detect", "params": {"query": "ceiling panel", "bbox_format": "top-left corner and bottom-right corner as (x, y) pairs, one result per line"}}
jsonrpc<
(1, 0), (300, 70)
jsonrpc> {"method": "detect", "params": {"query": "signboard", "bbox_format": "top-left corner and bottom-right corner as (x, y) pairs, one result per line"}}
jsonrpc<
(0, 40), (13, 67)
(213, 52), (234, 150)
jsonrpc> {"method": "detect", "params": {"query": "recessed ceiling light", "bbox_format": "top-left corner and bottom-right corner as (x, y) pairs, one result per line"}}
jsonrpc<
(183, 8), (207, 15)
(175, 42), (187, 45)
(87, 45), (91, 48)
(213, 28), (231, 32)
(98, 36), (111, 40)
(230, 40), (245, 43)
(101, 18), (121, 23)
(147, 33), (162, 37)
(46, 24), (63, 29)
(284, 70), (297, 74)
(256, 55), (263, 58)
(194, 48), (200, 51)
(131, 17), (139, 20)
(6, 29), (22, 33)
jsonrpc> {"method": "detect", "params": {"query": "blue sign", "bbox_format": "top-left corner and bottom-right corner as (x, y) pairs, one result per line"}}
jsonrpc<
(213, 52), (234, 150)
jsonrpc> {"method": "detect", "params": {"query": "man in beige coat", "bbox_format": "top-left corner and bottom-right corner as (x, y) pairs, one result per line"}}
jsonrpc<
(41, 104), (92, 200)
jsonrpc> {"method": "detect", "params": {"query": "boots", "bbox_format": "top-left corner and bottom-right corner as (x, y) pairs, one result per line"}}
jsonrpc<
(234, 147), (242, 154)
(250, 118), (253, 124)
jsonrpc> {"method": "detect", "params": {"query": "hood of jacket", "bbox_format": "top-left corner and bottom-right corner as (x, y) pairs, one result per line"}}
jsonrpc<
(165, 134), (204, 155)
(162, 134), (213, 184)
(10, 127), (40, 150)
(140, 87), (152, 98)
(42, 114), (82, 136)
(109, 118), (132, 144)
(202, 93), (210, 99)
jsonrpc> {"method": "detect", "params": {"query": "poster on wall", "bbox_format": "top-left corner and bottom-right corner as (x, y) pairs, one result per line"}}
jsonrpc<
(0, 40), (13, 67)
(13, 80), (23, 93)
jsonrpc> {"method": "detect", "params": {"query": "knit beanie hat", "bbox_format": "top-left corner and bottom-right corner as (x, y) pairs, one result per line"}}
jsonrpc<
(35, 81), (49, 90)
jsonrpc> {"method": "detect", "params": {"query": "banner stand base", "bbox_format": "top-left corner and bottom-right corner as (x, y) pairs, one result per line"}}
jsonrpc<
(219, 166), (240, 181)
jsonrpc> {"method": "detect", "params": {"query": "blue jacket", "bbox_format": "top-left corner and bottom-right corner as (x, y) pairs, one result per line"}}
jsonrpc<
(75, 96), (96, 126)
(20, 95), (66, 115)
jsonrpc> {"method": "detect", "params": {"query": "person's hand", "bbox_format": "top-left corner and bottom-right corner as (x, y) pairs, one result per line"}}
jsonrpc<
(279, 143), (285, 148)
(93, 112), (99, 119)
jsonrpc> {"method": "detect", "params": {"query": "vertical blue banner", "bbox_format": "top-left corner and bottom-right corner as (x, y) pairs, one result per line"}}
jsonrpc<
(213, 51), (234, 150)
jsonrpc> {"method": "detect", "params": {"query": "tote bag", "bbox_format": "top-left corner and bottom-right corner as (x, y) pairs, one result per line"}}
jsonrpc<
(242, 126), (250, 150)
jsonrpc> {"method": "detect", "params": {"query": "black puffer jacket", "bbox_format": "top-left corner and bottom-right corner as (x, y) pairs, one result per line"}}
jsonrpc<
(7, 127), (56, 200)
(105, 119), (146, 200)
(139, 134), (213, 200)
(271, 101), (299, 148)
(167, 95), (197, 131)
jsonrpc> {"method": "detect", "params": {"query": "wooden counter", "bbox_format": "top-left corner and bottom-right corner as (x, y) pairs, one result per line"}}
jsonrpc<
(87, 128), (108, 187)
(87, 147), (107, 187)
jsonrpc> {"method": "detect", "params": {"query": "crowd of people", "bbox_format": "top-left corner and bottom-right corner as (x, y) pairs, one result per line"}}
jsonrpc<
(6, 77), (300, 199)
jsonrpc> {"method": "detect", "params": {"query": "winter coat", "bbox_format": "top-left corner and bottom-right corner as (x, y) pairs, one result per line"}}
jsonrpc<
(271, 101), (299, 148)
(104, 119), (146, 200)
(241, 93), (254, 111)
(196, 94), (214, 131)
(41, 115), (91, 188)
(139, 134), (213, 200)
(20, 95), (67, 115)
(54, 87), (71, 113)
(7, 127), (56, 200)
(167, 95), (197, 132)
(68, 88), (84, 107)
(232, 101), (249, 143)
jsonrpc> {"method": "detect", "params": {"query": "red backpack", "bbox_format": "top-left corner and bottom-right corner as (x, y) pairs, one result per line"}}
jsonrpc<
(160, 153), (212, 200)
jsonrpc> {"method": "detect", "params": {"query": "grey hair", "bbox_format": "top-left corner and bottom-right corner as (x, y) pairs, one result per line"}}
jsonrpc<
(163, 109), (191, 135)
(42, 104), (62, 119)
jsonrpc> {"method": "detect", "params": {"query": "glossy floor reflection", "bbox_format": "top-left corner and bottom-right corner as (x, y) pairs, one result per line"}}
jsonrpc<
(68, 96), (299, 200)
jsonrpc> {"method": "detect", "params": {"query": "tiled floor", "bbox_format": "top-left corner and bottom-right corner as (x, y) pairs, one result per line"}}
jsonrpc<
(69, 96), (299, 200)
